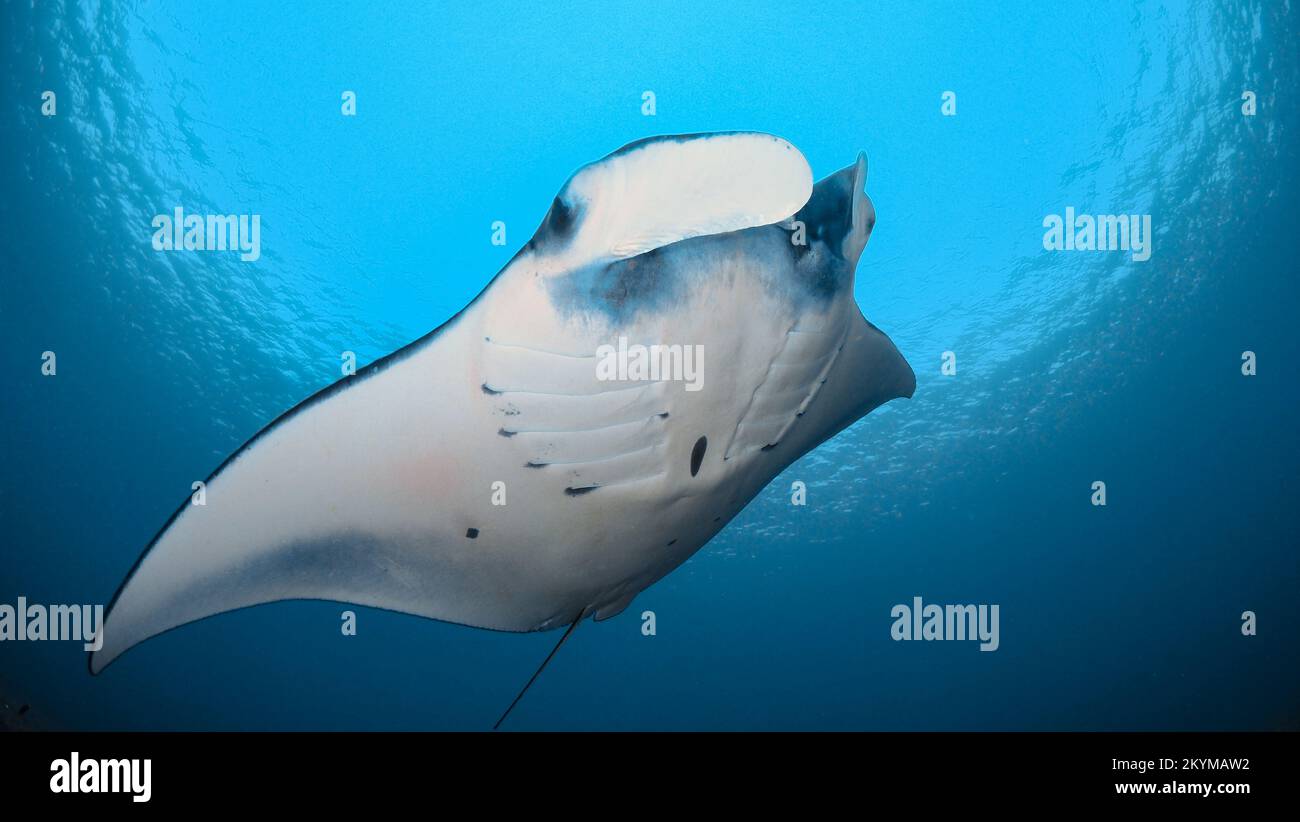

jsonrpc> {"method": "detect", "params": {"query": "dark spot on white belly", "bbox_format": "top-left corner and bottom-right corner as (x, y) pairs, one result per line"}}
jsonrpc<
(690, 436), (707, 476)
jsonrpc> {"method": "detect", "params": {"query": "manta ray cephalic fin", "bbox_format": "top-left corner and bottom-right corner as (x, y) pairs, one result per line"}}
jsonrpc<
(527, 131), (813, 269)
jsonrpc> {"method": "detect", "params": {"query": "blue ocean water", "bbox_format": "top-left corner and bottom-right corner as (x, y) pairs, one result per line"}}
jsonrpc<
(1, 1), (1296, 730)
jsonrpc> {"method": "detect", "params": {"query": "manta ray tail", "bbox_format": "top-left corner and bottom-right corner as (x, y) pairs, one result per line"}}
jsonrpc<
(493, 613), (584, 730)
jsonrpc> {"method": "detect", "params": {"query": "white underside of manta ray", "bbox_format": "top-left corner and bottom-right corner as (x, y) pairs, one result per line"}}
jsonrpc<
(89, 132), (916, 684)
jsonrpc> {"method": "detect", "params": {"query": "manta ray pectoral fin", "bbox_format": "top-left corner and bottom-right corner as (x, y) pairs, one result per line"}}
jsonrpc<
(89, 328), (558, 675)
(529, 132), (814, 268)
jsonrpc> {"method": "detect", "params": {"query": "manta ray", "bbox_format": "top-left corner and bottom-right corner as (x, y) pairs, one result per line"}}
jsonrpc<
(90, 132), (915, 724)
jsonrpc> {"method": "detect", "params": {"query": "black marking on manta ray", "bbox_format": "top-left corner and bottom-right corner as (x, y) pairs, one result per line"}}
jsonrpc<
(543, 196), (579, 240)
(524, 196), (585, 256)
(667, 539), (677, 546)
(564, 486), (599, 496)
(781, 163), (867, 298)
(498, 428), (516, 438)
(793, 163), (855, 260)
(547, 240), (692, 324)
(690, 436), (707, 476)
(546, 197), (576, 236)
(599, 245), (669, 311)
(466, 528), (480, 539)
(482, 384), (503, 395)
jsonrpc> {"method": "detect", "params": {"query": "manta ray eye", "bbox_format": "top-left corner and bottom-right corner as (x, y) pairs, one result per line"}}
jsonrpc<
(690, 436), (707, 477)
